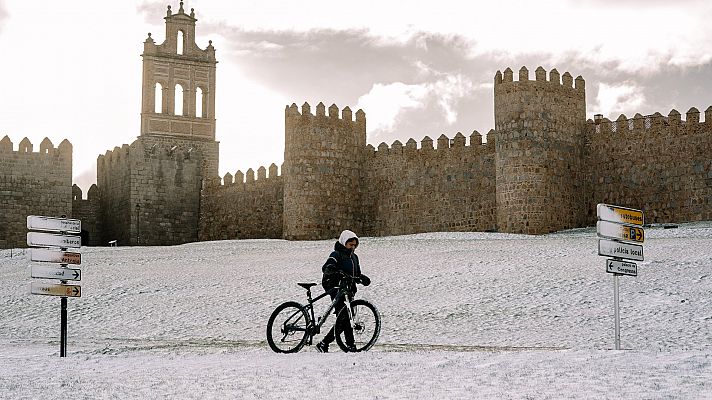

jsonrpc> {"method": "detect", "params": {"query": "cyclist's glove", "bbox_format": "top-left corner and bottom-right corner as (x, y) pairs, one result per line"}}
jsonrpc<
(359, 274), (371, 286)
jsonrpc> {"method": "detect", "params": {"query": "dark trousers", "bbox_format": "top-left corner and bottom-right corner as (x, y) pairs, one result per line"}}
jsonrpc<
(322, 291), (354, 346)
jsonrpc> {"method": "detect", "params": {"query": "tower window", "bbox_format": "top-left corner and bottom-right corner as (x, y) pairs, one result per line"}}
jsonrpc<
(175, 84), (184, 116)
(177, 31), (184, 55)
(155, 83), (163, 113)
(196, 87), (204, 118)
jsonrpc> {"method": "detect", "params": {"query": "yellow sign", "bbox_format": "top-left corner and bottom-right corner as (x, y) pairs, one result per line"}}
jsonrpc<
(597, 221), (644, 243)
(597, 204), (644, 226)
(31, 282), (82, 298)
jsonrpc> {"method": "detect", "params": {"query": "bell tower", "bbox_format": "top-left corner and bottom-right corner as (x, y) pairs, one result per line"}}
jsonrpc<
(140, 1), (217, 142)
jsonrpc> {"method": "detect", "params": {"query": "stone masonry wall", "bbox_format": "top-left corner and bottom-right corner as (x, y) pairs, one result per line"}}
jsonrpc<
(97, 144), (132, 245)
(71, 184), (102, 246)
(363, 132), (497, 236)
(494, 67), (588, 234)
(97, 136), (211, 246)
(584, 107), (712, 224)
(199, 164), (283, 240)
(0, 136), (72, 249)
(283, 102), (367, 240)
(129, 137), (205, 246)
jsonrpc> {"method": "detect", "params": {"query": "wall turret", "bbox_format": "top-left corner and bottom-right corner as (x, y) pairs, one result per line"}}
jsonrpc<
(494, 66), (587, 234)
(283, 102), (367, 240)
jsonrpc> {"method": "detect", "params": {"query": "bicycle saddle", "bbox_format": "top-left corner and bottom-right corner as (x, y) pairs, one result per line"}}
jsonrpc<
(297, 282), (317, 289)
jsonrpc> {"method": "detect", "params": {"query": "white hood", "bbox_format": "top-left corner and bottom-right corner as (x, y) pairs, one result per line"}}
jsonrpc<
(338, 230), (359, 246)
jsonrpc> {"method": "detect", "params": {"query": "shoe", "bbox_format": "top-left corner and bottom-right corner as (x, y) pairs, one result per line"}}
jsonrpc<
(316, 341), (329, 353)
(345, 344), (359, 353)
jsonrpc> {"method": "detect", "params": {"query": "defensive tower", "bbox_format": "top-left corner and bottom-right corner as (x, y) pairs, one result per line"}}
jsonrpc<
(494, 66), (588, 234)
(283, 102), (367, 240)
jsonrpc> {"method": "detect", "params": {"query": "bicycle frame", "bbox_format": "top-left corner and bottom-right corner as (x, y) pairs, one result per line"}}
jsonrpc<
(301, 285), (354, 344)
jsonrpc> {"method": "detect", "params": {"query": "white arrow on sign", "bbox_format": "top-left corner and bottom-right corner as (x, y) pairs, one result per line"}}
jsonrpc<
(31, 266), (81, 281)
(28, 249), (81, 265)
(27, 216), (81, 234)
(606, 259), (638, 277)
(598, 239), (644, 261)
(27, 232), (81, 248)
(597, 220), (645, 243)
(30, 282), (81, 298)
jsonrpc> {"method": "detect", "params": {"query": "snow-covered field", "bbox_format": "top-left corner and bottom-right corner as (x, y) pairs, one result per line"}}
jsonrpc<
(1, 222), (711, 399)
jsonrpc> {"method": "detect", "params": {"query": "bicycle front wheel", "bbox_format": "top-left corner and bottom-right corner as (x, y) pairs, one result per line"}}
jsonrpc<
(335, 299), (381, 352)
(266, 301), (310, 353)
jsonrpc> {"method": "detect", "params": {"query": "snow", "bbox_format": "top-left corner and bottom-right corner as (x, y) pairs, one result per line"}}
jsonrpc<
(1, 222), (711, 399)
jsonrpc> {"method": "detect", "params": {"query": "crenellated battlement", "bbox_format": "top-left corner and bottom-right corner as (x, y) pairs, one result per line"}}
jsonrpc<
(367, 130), (496, 158)
(0, 136), (73, 248)
(494, 66), (585, 91)
(285, 102), (366, 126)
(586, 106), (712, 137)
(0, 135), (72, 156)
(220, 163), (283, 186)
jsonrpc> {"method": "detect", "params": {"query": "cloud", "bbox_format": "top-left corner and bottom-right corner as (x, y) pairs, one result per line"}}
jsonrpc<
(594, 82), (646, 118)
(356, 82), (429, 134)
(0, 0), (8, 32)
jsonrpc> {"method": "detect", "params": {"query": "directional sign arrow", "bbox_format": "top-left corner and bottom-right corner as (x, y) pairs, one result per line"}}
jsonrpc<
(597, 220), (645, 243)
(597, 204), (644, 226)
(606, 259), (638, 277)
(28, 249), (81, 265)
(30, 266), (82, 281)
(30, 282), (82, 298)
(27, 232), (81, 249)
(27, 215), (81, 234)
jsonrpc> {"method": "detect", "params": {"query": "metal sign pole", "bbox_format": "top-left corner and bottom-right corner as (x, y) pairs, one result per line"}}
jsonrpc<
(613, 272), (621, 350)
(60, 297), (67, 357)
(59, 233), (68, 358)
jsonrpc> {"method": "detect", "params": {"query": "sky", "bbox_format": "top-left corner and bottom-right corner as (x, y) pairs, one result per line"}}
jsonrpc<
(1, 0), (711, 192)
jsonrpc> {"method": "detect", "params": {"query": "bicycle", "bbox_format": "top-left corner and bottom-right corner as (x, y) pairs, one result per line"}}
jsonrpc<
(266, 274), (381, 353)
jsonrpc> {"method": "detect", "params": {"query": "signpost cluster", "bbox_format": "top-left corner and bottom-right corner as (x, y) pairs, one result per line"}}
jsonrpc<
(596, 204), (645, 350)
(27, 216), (83, 357)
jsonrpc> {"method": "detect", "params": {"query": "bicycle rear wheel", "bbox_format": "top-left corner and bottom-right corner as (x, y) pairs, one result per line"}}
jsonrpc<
(266, 301), (310, 353)
(335, 299), (381, 352)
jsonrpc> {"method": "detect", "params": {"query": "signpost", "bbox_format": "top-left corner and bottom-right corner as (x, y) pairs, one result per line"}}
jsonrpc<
(27, 215), (82, 358)
(29, 249), (81, 265)
(598, 239), (644, 261)
(605, 259), (637, 277)
(596, 220), (644, 243)
(31, 266), (82, 281)
(596, 204), (645, 350)
(31, 282), (82, 297)
(27, 232), (81, 248)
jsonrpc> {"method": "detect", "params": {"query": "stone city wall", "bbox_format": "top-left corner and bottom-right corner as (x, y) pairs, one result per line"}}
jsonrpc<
(0, 136), (72, 248)
(97, 144), (133, 245)
(71, 184), (102, 247)
(584, 107), (712, 224)
(363, 131), (497, 236)
(97, 137), (209, 246)
(199, 164), (284, 240)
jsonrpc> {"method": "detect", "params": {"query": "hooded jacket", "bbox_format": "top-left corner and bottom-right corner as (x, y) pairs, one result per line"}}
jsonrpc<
(322, 230), (361, 294)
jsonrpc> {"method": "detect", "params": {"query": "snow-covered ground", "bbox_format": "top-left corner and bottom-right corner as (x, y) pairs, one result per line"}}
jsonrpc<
(1, 222), (711, 399)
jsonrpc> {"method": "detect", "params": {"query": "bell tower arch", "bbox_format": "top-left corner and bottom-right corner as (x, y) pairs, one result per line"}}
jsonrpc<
(140, 1), (217, 142)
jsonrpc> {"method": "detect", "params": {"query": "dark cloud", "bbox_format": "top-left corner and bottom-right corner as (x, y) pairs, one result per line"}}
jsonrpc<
(200, 25), (502, 142)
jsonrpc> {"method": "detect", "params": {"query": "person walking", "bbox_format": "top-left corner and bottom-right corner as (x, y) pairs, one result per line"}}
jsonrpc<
(316, 230), (370, 353)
